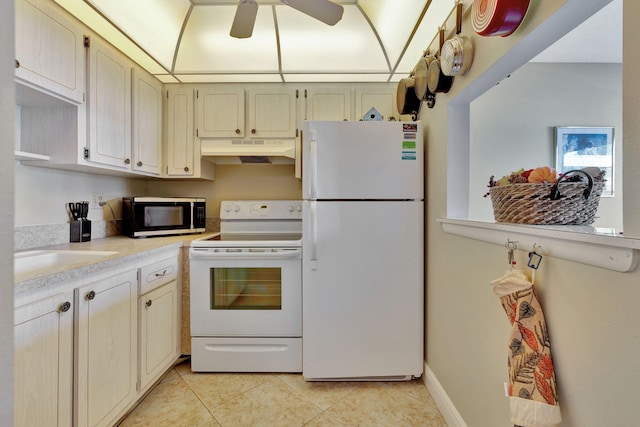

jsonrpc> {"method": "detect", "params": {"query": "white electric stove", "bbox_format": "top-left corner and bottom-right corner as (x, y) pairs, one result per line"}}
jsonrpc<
(189, 200), (302, 372)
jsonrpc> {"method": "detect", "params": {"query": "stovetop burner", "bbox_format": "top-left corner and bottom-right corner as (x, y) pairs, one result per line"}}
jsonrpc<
(201, 232), (303, 242)
(190, 200), (302, 248)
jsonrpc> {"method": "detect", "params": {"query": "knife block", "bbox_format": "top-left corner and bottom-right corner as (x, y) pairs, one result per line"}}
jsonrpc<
(70, 220), (91, 242)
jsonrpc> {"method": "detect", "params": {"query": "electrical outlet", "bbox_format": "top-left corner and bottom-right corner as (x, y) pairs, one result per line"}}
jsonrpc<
(91, 192), (104, 209)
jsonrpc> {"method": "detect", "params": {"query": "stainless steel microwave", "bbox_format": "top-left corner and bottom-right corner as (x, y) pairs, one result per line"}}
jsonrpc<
(122, 197), (206, 238)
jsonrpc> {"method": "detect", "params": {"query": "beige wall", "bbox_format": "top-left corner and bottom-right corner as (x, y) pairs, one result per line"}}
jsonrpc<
(422, 0), (639, 425)
(148, 165), (302, 219)
(14, 162), (149, 225)
(622, 0), (640, 237)
(1, 0), (14, 424)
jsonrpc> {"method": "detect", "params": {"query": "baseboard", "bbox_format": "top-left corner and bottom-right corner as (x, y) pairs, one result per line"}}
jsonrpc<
(423, 363), (468, 427)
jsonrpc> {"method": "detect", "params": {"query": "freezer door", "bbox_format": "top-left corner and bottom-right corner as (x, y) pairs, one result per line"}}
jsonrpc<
(302, 121), (423, 200)
(302, 201), (424, 379)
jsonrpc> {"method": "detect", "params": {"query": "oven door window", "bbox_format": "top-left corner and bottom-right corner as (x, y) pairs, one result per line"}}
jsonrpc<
(211, 268), (281, 310)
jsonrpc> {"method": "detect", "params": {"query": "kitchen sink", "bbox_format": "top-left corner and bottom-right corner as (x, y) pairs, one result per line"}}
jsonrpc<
(14, 250), (119, 275)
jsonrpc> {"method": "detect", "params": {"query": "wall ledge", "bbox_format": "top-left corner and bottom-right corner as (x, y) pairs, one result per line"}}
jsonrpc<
(438, 218), (640, 272)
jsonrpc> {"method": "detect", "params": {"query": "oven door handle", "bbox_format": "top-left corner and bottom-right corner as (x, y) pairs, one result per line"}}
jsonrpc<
(189, 248), (302, 259)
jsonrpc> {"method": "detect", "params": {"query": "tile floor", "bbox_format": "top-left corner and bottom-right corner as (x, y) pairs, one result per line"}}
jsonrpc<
(118, 359), (448, 427)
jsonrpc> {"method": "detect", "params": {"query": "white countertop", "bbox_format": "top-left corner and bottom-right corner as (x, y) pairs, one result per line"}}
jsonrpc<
(14, 233), (214, 296)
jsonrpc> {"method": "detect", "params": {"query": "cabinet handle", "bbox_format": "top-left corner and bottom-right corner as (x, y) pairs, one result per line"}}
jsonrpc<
(15, 59), (20, 68)
(251, 129), (256, 134)
(184, 166), (190, 172)
(86, 291), (96, 300)
(155, 269), (168, 277)
(124, 158), (131, 165)
(137, 161), (143, 167)
(235, 129), (241, 134)
(146, 299), (152, 307)
(57, 301), (71, 313)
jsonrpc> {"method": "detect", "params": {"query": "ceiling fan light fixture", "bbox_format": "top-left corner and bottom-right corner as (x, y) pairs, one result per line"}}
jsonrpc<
(230, 0), (259, 38)
(280, 0), (344, 26)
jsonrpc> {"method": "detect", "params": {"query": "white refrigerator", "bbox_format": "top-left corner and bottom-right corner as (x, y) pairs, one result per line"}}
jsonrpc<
(302, 120), (424, 380)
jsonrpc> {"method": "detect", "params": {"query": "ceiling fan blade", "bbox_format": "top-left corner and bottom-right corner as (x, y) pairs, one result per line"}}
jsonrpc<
(281, 0), (344, 26)
(230, 0), (259, 38)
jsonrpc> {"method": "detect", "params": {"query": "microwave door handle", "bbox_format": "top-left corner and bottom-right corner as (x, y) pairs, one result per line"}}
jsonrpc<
(190, 202), (194, 230)
(310, 201), (318, 270)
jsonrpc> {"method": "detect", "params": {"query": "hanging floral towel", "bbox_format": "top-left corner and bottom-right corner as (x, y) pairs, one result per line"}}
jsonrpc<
(491, 269), (561, 427)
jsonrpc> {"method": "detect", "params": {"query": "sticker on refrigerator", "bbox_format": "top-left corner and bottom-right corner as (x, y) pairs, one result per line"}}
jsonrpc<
(403, 123), (418, 133)
(402, 140), (417, 160)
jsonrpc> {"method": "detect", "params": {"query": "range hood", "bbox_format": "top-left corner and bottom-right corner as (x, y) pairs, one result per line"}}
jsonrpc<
(200, 139), (296, 164)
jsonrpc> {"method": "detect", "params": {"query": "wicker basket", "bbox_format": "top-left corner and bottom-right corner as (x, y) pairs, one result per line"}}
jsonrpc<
(489, 179), (605, 225)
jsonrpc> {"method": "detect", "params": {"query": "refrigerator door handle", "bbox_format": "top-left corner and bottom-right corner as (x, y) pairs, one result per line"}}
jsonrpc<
(309, 201), (318, 270)
(309, 133), (317, 199)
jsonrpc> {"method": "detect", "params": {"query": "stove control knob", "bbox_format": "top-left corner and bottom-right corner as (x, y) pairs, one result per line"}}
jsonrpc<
(224, 205), (232, 213)
(288, 205), (295, 212)
(296, 204), (302, 212)
(233, 205), (241, 213)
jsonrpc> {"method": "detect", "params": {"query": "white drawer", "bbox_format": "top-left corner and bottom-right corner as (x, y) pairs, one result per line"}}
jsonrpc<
(190, 337), (302, 373)
(139, 256), (178, 294)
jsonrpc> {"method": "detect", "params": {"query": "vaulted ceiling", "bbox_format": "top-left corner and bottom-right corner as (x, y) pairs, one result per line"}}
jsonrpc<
(51, 0), (620, 84)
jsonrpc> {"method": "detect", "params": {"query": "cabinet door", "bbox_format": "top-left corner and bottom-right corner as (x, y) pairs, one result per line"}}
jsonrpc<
(15, 0), (85, 104)
(87, 36), (132, 170)
(139, 280), (180, 390)
(14, 292), (73, 427)
(354, 86), (399, 121)
(132, 68), (162, 175)
(166, 87), (195, 176)
(75, 269), (138, 427)
(248, 88), (297, 138)
(305, 88), (351, 121)
(197, 87), (245, 138)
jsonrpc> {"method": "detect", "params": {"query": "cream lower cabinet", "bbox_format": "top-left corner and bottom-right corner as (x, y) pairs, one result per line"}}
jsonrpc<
(138, 255), (181, 391)
(75, 269), (138, 427)
(139, 280), (180, 390)
(14, 292), (74, 427)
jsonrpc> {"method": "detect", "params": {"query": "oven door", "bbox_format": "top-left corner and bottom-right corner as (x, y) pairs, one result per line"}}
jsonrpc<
(189, 247), (302, 337)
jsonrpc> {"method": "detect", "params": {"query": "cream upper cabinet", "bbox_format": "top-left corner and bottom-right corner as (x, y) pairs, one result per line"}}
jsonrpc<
(305, 88), (351, 121)
(166, 87), (195, 176)
(75, 269), (138, 427)
(248, 87), (298, 138)
(354, 86), (399, 122)
(15, 0), (85, 104)
(165, 86), (215, 179)
(132, 68), (162, 175)
(86, 36), (132, 170)
(14, 292), (73, 427)
(197, 87), (245, 138)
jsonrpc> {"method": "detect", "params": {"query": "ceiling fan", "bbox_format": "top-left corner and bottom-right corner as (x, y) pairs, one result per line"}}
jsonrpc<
(230, 0), (344, 38)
